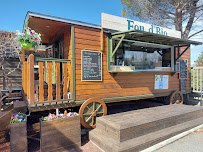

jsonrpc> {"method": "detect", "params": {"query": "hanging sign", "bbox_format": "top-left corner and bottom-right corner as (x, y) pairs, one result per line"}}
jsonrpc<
(81, 50), (102, 81)
(155, 75), (169, 89)
(101, 13), (181, 38)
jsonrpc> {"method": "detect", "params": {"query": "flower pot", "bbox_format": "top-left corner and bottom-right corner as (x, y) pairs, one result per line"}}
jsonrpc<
(40, 114), (81, 152)
(10, 116), (27, 152)
(21, 42), (32, 49)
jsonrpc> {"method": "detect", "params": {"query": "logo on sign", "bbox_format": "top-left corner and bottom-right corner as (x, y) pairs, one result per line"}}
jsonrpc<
(127, 20), (167, 36)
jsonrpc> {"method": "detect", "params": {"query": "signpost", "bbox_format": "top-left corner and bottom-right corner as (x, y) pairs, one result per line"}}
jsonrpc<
(81, 50), (102, 81)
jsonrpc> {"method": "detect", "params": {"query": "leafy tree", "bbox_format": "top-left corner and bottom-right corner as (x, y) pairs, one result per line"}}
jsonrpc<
(194, 51), (203, 66)
(121, 0), (203, 39)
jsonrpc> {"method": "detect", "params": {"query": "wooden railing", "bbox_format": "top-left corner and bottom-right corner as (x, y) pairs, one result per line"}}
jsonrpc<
(22, 54), (71, 106)
(192, 67), (203, 93)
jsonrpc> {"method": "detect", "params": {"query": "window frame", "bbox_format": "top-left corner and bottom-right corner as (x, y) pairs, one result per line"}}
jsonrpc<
(107, 34), (175, 73)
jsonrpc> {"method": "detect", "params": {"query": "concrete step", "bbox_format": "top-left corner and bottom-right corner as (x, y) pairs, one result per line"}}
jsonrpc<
(96, 105), (203, 142)
(90, 116), (203, 152)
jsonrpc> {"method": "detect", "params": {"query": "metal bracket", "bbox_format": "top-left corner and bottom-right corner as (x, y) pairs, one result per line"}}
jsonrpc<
(110, 34), (125, 62)
(176, 45), (190, 61)
(171, 72), (176, 76)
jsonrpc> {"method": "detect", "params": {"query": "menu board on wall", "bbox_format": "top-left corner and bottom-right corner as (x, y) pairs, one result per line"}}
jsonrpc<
(180, 79), (187, 94)
(179, 59), (188, 79)
(155, 75), (169, 89)
(81, 50), (102, 81)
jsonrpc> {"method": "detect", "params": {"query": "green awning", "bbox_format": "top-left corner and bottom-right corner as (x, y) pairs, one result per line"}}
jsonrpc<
(111, 29), (202, 46)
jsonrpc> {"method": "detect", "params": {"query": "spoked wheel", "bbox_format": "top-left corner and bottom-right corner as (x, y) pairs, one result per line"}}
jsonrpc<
(169, 91), (183, 105)
(79, 98), (107, 129)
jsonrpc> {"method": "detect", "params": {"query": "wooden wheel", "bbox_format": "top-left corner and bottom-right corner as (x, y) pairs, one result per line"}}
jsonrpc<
(79, 98), (107, 129)
(169, 91), (183, 105)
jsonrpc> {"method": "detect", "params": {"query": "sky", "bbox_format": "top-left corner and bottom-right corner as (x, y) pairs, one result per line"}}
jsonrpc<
(0, 0), (202, 65)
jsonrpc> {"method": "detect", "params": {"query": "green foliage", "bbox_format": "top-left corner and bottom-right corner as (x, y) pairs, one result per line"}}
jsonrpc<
(121, 0), (174, 27)
(194, 51), (203, 66)
(15, 21), (41, 49)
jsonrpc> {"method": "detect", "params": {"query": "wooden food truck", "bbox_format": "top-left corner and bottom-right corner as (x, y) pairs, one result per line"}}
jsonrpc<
(21, 12), (201, 128)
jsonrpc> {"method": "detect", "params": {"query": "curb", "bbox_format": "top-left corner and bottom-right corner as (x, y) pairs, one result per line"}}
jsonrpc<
(141, 124), (203, 152)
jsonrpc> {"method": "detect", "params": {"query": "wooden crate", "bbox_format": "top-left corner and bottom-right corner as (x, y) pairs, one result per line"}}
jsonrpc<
(40, 115), (81, 152)
(10, 119), (27, 152)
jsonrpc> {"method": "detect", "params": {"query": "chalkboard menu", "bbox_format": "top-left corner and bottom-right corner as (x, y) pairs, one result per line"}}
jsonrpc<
(179, 59), (188, 79)
(81, 50), (102, 81)
(180, 79), (187, 94)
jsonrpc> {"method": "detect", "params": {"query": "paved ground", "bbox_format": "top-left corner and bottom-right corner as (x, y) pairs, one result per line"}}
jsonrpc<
(155, 128), (203, 152)
(0, 99), (164, 152)
(1, 96), (203, 152)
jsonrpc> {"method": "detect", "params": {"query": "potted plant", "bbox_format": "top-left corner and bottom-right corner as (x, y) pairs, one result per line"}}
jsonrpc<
(10, 112), (27, 152)
(15, 21), (41, 49)
(40, 111), (81, 152)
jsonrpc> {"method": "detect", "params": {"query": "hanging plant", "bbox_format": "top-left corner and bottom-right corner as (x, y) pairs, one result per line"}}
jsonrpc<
(15, 21), (41, 49)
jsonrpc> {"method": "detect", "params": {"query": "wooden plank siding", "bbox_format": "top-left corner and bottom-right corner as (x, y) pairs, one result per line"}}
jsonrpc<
(73, 25), (188, 102)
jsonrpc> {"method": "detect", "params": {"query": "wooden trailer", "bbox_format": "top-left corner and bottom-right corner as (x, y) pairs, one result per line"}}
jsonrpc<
(21, 12), (201, 128)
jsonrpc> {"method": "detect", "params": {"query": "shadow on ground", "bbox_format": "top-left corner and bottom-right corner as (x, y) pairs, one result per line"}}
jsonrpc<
(2, 96), (202, 152)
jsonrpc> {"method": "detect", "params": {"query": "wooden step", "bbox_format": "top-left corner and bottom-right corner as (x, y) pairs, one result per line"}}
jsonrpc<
(89, 116), (203, 152)
(0, 101), (27, 130)
(0, 105), (14, 131)
(13, 101), (27, 113)
(96, 105), (203, 142)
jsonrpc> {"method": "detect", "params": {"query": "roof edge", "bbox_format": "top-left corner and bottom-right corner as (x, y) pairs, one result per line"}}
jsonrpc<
(112, 29), (202, 46)
(25, 11), (101, 29)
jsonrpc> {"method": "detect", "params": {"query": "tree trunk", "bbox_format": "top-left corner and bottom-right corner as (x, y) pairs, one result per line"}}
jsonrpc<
(175, 8), (182, 33)
(182, 0), (198, 39)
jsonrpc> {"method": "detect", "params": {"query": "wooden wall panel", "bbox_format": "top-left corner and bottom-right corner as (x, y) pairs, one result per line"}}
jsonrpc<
(74, 25), (190, 101)
(53, 27), (72, 95)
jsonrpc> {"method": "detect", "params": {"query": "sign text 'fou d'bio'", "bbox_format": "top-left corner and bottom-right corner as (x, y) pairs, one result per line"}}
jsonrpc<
(101, 13), (181, 38)
(127, 20), (167, 36)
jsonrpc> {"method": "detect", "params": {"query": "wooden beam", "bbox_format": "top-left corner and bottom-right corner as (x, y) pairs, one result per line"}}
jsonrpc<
(21, 49), (25, 63)
(56, 62), (60, 100)
(39, 61), (44, 101)
(63, 62), (68, 99)
(28, 54), (35, 105)
(47, 61), (53, 101)
(23, 49), (46, 53)
(101, 28), (104, 51)
(24, 62), (28, 95)
(27, 61), (29, 99)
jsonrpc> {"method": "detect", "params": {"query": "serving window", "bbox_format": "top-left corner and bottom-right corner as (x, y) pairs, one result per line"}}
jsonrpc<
(109, 38), (174, 72)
